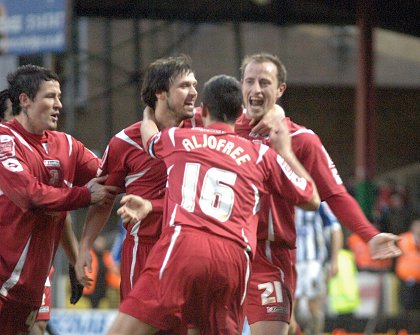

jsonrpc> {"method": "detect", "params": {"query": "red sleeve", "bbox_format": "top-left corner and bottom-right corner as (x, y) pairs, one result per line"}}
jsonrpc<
(0, 136), (91, 211)
(150, 198), (164, 213)
(293, 132), (346, 200)
(147, 128), (176, 159)
(326, 192), (379, 242)
(293, 132), (379, 242)
(264, 147), (315, 206)
(72, 138), (101, 186)
(0, 163), (91, 211)
(99, 139), (128, 189)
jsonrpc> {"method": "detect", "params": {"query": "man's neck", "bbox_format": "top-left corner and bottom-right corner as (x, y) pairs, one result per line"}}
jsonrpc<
(204, 117), (234, 132)
(154, 108), (182, 130)
(15, 114), (44, 135)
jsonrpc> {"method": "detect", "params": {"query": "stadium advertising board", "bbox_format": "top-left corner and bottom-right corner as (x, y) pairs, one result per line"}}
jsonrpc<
(0, 0), (68, 55)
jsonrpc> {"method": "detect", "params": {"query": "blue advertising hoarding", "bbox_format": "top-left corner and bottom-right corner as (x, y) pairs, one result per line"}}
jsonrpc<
(0, 0), (68, 55)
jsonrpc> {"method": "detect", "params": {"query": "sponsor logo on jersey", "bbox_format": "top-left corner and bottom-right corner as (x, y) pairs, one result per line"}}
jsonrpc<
(2, 157), (23, 172)
(43, 160), (61, 167)
(0, 135), (15, 159)
(266, 306), (288, 314)
(38, 306), (50, 313)
(44, 160), (62, 185)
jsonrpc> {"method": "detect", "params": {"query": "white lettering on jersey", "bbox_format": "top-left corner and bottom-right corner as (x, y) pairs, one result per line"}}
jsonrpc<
(321, 146), (343, 185)
(276, 155), (307, 190)
(0, 135), (16, 159)
(182, 134), (251, 165)
(2, 157), (23, 172)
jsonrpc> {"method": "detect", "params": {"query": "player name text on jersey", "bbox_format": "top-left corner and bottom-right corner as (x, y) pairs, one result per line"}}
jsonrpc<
(182, 134), (251, 166)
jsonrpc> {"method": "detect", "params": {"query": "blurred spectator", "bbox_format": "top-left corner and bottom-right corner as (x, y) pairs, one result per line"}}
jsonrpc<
(294, 202), (343, 335)
(328, 249), (361, 315)
(395, 217), (420, 332)
(347, 233), (392, 272)
(110, 219), (126, 267)
(83, 235), (121, 308)
(375, 184), (411, 235)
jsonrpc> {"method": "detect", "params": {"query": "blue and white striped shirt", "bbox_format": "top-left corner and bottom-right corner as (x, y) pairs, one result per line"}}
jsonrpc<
(295, 202), (341, 263)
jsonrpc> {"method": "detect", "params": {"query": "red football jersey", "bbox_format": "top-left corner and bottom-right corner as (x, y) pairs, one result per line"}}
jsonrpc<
(146, 122), (315, 256)
(98, 108), (204, 238)
(98, 121), (167, 238)
(0, 119), (98, 306)
(235, 112), (346, 247)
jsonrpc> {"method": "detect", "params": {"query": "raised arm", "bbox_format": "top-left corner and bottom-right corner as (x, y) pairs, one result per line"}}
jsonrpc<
(326, 193), (401, 260)
(140, 108), (160, 151)
(249, 104), (285, 136)
(269, 117), (320, 211)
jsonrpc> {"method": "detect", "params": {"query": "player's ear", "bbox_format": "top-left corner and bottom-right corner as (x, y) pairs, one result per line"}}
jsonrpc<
(155, 90), (167, 101)
(19, 92), (31, 109)
(277, 83), (286, 99)
(201, 102), (208, 118)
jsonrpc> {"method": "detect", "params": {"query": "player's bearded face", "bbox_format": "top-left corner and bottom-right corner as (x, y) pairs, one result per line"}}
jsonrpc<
(23, 80), (62, 134)
(166, 71), (198, 122)
(242, 61), (282, 121)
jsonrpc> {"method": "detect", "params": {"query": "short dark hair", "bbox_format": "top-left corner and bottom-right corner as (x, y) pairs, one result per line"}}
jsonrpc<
(0, 89), (10, 121)
(141, 54), (193, 109)
(240, 52), (287, 86)
(202, 75), (243, 123)
(3, 64), (60, 116)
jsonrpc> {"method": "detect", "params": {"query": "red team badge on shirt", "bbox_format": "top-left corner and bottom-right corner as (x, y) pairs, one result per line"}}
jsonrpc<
(0, 135), (16, 159)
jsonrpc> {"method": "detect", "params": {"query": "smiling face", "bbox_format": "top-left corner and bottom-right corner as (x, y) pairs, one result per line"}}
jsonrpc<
(155, 71), (198, 127)
(241, 61), (285, 121)
(17, 80), (62, 134)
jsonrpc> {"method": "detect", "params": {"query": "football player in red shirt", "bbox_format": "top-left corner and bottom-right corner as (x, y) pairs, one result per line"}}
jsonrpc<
(0, 65), (119, 335)
(108, 74), (320, 335)
(235, 53), (401, 335)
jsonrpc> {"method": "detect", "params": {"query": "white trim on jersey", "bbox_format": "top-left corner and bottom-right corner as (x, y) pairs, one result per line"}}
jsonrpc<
(256, 144), (269, 164)
(129, 222), (140, 289)
(241, 250), (251, 305)
(65, 134), (73, 156)
(251, 184), (260, 215)
(159, 225), (181, 280)
(0, 236), (32, 297)
(188, 107), (200, 128)
(168, 127), (176, 147)
(116, 129), (144, 151)
(0, 124), (33, 152)
(268, 209), (275, 241)
(264, 240), (273, 263)
(290, 128), (315, 137)
(125, 168), (151, 187)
